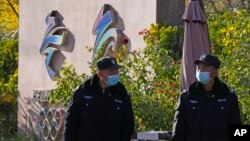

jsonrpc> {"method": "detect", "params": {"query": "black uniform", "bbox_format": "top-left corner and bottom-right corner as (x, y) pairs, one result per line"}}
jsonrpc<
(172, 77), (241, 141)
(64, 74), (134, 141)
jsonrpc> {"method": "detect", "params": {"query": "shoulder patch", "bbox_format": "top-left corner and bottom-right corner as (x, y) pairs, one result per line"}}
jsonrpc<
(218, 98), (227, 102)
(84, 96), (92, 99)
(114, 99), (123, 103)
(190, 100), (198, 104)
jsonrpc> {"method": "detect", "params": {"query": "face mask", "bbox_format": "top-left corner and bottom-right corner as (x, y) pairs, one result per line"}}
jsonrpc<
(196, 71), (211, 84)
(103, 74), (120, 86)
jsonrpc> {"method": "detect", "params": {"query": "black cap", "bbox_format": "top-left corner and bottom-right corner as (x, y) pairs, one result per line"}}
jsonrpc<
(194, 54), (221, 69)
(97, 56), (122, 70)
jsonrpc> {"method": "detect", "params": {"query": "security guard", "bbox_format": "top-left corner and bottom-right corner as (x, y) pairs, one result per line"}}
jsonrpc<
(172, 54), (241, 141)
(64, 56), (134, 141)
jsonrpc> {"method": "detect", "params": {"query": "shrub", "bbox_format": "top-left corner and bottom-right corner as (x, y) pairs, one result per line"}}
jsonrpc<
(50, 63), (88, 107)
(208, 9), (250, 123)
(118, 23), (183, 131)
(0, 38), (18, 138)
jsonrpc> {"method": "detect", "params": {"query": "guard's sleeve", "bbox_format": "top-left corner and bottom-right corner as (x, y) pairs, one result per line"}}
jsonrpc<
(229, 90), (241, 124)
(172, 92), (187, 141)
(64, 87), (82, 141)
(121, 93), (135, 141)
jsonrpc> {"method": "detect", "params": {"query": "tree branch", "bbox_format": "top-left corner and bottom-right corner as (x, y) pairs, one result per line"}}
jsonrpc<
(6, 0), (19, 18)
(199, 0), (205, 13)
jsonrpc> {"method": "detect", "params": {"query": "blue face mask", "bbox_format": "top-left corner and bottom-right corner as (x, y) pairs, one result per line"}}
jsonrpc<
(196, 71), (211, 84)
(105, 75), (120, 86)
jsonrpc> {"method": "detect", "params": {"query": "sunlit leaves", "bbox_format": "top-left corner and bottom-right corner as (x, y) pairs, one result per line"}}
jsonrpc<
(0, 38), (18, 98)
(0, 0), (18, 33)
(208, 9), (250, 123)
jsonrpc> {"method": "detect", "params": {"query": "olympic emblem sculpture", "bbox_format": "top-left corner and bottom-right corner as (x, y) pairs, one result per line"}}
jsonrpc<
(39, 11), (69, 80)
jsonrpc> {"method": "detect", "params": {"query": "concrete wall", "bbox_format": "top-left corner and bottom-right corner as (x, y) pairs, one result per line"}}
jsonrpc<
(18, 0), (157, 139)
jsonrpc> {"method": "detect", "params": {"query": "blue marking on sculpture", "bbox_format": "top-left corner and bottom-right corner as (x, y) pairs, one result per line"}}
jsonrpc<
(44, 47), (59, 79)
(40, 35), (63, 54)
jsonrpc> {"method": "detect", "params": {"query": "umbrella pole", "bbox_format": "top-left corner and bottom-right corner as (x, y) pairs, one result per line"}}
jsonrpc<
(199, 0), (205, 13)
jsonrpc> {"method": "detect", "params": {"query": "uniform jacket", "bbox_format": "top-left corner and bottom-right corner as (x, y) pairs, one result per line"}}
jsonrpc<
(172, 77), (241, 141)
(64, 74), (134, 141)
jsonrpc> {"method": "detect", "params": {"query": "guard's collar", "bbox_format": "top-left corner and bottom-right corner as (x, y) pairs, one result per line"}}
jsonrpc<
(188, 76), (231, 95)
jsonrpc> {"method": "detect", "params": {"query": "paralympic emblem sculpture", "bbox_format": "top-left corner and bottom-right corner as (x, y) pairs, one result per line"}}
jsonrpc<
(92, 4), (129, 60)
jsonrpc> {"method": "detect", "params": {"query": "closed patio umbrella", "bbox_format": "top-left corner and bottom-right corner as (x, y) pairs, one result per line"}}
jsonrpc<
(180, 0), (210, 90)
